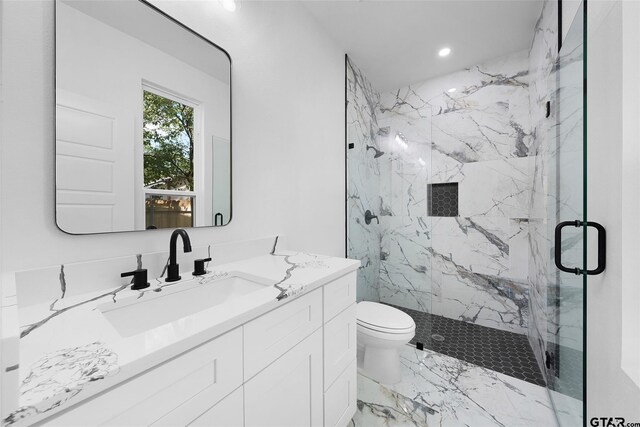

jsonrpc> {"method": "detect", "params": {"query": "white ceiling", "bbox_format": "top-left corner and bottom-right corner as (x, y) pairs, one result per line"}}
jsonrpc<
(303, 0), (544, 91)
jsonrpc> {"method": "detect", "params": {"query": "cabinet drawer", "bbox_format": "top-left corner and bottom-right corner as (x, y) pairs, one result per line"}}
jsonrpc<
(189, 387), (243, 427)
(244, 289), (322, 379)
(151, 384), (243, 426)
(323, 272), (356, 322)
(46, 328), (243, 426)
(324, 303), (356, 389)
(154, 386), (244, 427)
(324, 361), (357, 427)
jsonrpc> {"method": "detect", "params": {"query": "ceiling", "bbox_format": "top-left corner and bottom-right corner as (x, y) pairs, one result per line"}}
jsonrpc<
(303, 1), (543, 91)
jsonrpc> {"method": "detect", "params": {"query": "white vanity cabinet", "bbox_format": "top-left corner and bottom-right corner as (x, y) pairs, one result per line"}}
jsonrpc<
(243, 288), (324, 427)
(39, 271), (357, 427)
(322, 272), (357, 427)
(42, 327), (244, 426)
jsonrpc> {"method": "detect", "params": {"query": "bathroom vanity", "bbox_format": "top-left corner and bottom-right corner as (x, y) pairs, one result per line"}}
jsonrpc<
(0, 240), (359, 426)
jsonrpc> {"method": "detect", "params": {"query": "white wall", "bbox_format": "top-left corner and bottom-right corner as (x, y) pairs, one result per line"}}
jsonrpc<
(0, 0), (5, 420)
(0, 0), (345, 275)
(587, 0), (640, 419)
(620, 0), (640, 397)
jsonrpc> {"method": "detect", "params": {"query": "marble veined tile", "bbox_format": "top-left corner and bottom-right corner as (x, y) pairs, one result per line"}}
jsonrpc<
(434, 274), (528, 334)
(378, 274), (432, 313)
(347, 56), (383, 302)
(352, 345), (561, 427)
(431, 217), (510, 278)
(430, 248), (528, 334)
(381, 217), (430, 270)
(381, 50), (532, 166)
(379, 215), (432, 312)
(459, 157), (533, 219)
(350, 375), (432, 427)
(377, 129), (430, 221)
(549, 389), (583, 426)
(509, 219), (530, 281)
(429, 216), (529, 281)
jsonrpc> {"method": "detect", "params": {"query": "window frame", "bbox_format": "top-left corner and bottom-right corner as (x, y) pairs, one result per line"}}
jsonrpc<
(138, 81), (204, 228)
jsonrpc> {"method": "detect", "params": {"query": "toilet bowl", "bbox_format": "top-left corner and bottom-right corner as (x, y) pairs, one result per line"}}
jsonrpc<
(356, 301), (415, 385)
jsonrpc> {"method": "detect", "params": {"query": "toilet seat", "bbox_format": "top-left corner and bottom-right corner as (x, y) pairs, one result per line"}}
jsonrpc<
(357, 301), (415, 334)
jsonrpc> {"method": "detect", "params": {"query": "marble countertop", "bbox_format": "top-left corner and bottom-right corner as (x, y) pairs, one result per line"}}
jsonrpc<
(1, 249), (359, 426)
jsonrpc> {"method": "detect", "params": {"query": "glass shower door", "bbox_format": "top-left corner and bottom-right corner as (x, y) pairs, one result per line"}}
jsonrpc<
(547, 2), (586, 425)
(346, 56), (433, 320)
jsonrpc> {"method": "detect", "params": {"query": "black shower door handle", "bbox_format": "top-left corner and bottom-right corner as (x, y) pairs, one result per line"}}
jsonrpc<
(554, 220), (606, 275)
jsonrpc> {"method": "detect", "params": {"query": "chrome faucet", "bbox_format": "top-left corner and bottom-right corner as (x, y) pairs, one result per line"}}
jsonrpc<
(166, 228), (192, 282)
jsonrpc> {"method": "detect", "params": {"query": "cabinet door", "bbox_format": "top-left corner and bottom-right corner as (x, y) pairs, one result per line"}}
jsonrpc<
(244, 329), (323, 427)
(323, 272), (356, 322)
(324, 303), (356, 388)
(324, 362), (357, 427)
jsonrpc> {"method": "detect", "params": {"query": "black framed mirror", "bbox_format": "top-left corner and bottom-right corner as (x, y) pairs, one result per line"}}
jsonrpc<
(55, 0), (231, 234)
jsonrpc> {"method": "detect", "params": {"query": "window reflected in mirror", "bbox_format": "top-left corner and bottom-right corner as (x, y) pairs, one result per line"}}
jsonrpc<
(143, 89), (198, 229)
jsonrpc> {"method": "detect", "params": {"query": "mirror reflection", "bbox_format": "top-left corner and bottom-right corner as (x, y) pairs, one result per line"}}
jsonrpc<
(55, 0), (231, 233)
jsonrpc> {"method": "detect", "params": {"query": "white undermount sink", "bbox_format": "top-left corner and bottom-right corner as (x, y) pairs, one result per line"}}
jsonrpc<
(99, 272), (273, 337)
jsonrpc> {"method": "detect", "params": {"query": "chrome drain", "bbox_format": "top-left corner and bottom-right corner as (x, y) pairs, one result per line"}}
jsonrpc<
(431, 334), (445, 342)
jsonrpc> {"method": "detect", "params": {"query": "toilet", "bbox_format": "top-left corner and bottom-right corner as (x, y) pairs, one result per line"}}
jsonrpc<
(356, 301), (416, 385)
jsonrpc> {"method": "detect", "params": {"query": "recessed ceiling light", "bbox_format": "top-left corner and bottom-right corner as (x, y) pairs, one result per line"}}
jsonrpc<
(438, 47), (451, 57)
(220, 0), (236, 12)
(447, 88), (457, 93)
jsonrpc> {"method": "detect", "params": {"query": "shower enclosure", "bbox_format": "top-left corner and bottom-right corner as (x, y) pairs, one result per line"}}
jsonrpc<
(346, 2), (588, 425)
(545, 2), (587, 424)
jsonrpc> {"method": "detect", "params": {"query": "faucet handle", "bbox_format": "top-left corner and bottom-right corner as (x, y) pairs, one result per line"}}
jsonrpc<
(193, 258), (212, 276)
(121, 268), (150, 290)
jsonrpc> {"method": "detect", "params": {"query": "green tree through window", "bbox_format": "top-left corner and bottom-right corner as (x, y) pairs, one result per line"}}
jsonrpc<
(143, 90), (194, 191)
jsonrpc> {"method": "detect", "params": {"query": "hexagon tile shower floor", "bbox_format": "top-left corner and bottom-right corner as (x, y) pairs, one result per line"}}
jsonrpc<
(388, 304), (546, 387)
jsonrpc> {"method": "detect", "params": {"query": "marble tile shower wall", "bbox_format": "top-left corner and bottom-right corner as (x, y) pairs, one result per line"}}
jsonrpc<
(347, 5), (560, 342)
(376, 82), (433, 314)
(377, 50), (536, 335)
(346, 57), (382, 302)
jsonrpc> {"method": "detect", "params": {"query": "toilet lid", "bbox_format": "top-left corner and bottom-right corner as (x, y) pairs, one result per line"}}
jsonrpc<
(357, 301), (415, 332)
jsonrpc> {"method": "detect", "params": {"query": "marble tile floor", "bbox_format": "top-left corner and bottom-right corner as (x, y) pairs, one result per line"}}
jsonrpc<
(388, 304), (546, 387)
(350, 345), (581, 427)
